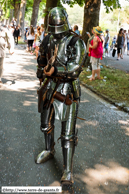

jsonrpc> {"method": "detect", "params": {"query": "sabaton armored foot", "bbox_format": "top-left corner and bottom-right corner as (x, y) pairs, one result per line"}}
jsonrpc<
(61, 170), (74, 185)
(36, 126), (55, 164)
(35, 149), (55, 164)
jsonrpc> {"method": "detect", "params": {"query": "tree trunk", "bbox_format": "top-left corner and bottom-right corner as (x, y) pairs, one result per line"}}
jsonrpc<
(31, 0), (41, 27)
(44, 0), (58, 30)
(82, 0), (101, 45)
(19, 0), (26, 38)
(9, 9), (14, 23)
(14, 0), (21, 23)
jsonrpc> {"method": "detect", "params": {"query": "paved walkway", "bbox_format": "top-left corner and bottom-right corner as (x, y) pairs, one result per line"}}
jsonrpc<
(101, 50), (129, 73)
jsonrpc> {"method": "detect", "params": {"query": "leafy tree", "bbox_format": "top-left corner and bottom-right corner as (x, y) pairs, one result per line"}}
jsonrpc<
(1, 0), (129, 43)
(66, 4), (83, 27)
(19, 0), (26, 37)
(44, 0), (59, 29)
(24, 0), (33, 25)
(1, 0), (21, 22)
(63, 0), (128, 43)
(100, 5), (129, 36)
(30, 0), (42, 27)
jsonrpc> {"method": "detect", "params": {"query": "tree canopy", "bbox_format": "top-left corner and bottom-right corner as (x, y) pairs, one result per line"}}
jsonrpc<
(62, 0), (128, 12)
(1, 0), (129, 22)
(1, 0), (129, 38)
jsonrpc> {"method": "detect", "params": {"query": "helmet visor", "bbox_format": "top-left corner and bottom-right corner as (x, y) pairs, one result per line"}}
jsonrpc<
(47, 24), (69, 34)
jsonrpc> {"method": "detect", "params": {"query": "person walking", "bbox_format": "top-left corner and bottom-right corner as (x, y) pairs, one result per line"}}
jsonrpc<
(24, 27), (28, 42)
(89, 26), (104, 81)
(0, 25), (14, 84)
(127, 29), (129, 55)
(123, 30), (127, 54)
(14, 26), (20, 45)
(104, 29), (110, 57)
(9, 25), (14, 36)
(34, 26), (41, 59)
(116, 28), (125, 60)
(26, 26), (35, 52)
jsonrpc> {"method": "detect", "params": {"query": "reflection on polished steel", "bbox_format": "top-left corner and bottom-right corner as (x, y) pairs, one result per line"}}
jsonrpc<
(47, 7), (71, 34)
(36, 7), (86, 185)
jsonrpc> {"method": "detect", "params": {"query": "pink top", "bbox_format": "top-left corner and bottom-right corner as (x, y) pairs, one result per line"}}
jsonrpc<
(91, 36), (103, 58)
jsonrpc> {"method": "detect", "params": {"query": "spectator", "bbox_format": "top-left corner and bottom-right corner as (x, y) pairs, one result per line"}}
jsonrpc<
(40, 24), (45, 42)
(26, 26), (30, 38)
(86, 30), (95, 71)
(127, 29), (129, 55)
(14, 26), (20, 45)
(14, 19), (17, 28)
(116, 28), (125, 60)
(26, 26), (35, 52)
(11, 17), (15, 27)
(34, 26), (41, 59)
(123, 29), (127, 54)
(0, 25), (14, 84)
(112, 35), (117, 45)
(89, 26), (104, 81)
(104, 29), (110, 57)
(24, 27), (28, 42)
(18, 25), (22, 37)
(10, 25), (14, 36)
(109, 35), (117, 52)
(73, 25), (80, 35)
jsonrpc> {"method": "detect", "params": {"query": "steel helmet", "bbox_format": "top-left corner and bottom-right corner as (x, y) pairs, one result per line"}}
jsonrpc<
(47, 7), (71, 34)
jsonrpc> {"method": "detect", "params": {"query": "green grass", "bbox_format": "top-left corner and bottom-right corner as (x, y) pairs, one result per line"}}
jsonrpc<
(79, 66), (129, 106)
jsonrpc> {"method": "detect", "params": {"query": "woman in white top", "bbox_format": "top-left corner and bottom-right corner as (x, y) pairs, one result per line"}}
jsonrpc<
(127, 30), (129, 55)
(26, 26), (35, 51)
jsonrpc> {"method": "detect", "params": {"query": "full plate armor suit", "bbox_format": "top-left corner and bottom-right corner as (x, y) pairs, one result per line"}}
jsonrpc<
(35, 7), (86, 185)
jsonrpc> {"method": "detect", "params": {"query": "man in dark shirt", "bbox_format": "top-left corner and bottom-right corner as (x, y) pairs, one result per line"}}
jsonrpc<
(14, 26), (20, 45)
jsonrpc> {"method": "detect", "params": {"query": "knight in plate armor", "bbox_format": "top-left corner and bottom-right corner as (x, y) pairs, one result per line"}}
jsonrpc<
(35, 7), (86, 185)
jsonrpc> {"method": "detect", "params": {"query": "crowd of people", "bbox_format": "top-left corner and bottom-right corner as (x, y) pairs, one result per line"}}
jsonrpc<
(85, 26), (129, 81)
(24, 24), (45, 59)
(103, 28), (129, 60)
(24, 24), (80, 59)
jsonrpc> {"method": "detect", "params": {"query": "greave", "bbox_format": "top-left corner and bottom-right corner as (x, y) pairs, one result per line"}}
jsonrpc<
(44, 126), (55, 151)
(35, 126), (55, 164)
(61, 139), (75, 184)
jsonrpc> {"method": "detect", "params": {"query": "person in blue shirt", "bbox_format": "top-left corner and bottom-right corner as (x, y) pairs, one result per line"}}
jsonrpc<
(73, 25), (80, 36)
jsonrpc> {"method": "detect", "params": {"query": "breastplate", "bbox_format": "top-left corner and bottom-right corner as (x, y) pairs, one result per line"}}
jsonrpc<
(48, 34), (74, 67)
